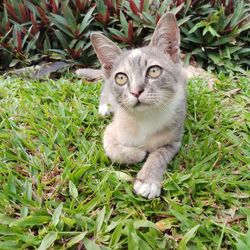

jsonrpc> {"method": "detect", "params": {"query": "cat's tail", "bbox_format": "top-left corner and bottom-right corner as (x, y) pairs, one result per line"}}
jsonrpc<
(75, 68), (104, 82)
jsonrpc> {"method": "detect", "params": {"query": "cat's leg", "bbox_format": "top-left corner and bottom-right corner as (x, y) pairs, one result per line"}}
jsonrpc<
(103, 125), (147, 164)
(98, 82), (114, 116)
(133, 141), (181, 199)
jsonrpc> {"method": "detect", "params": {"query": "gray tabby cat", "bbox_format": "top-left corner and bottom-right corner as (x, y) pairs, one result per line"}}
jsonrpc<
(78, 13), (187, 199)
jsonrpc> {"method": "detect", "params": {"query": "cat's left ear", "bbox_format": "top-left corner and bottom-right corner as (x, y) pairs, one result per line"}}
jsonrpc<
(90, 32), (122, 77)
(150, 13), (180, 63)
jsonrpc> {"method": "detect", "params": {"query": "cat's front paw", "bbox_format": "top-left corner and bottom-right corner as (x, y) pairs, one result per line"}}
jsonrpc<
(98, 104), (111, 116)
(133, 179), (161, 199)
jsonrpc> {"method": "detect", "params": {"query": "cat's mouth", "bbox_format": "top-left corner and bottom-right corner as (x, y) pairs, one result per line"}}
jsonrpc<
(133, 99), (150, 108)
(134, 100), (141, 107)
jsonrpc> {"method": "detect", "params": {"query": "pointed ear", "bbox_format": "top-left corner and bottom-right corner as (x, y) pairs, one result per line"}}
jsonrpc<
(150, 13), (180, 63)
(90, 32), (122, 77)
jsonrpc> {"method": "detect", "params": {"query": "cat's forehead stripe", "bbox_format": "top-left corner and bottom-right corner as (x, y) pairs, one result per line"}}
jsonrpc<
(129, 49), (142, 59)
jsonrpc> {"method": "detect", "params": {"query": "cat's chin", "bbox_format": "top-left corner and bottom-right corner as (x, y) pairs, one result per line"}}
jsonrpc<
(126, 101), (155, 113)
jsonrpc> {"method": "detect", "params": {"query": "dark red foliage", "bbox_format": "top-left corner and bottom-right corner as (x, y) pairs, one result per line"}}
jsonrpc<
(139, 0), (144, 12)
(17, 31), (22, 52)
(67, 48), (81, 59)
(4, 2), (19, 23)
(112, 35), (129, 43)
(129, 0), (140, 15)
(95, 9), (110, 25)
(30, 13), (39, 35)
(44, 0), (60, 14)
(104, 0), (116, 14)
(36, 6), (49, 24)
(19, 3), (30, 23)
(127, 21), (133, 43)
(75, 0), (89, 12)
(156, 13), (161, 23)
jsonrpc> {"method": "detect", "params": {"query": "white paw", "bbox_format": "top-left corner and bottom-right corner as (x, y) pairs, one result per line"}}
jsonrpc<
(133, 179), (161, 199)
(98, 104), (111, 116)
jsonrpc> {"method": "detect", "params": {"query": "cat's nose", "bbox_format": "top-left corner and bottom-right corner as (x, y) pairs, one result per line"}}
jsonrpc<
(130, 89), (144, 98)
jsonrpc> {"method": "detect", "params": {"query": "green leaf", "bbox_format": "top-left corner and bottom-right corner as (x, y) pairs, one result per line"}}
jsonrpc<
(96, 0), (107, 15)
(238, 22), (250, 34)
(63, 5), (77, 32)
(51, 203), (63, 227)
(50, 13), (68, 27)
(7, 173), (16, 194)
(79, 6), (95, 34)
(3, 4), (9, 25)
(0, 214), (15, 225)
(236, 230), (250, 250)
(47, 49), (68, 56)
(22, 26), (33, 48)
(109, 223), (123, 247)
(23, 179), (32, 200)
(83, 238), (101, 250)
(69, 180), (78, 199)
(169, 209), (190, 227)
(155, 217), (178, 232)
(192, 48), (207, 59)
(75, 40), (85, 51)
(189, 22), (205, 34)
(43, 34), (51, 53)
(170, 3), (184, 15)
(54, 30), (69, 49)
(177, 224), (200, 250)
(108, 28), (125, 37)
(113, 171), (132, 181)
(96, 206), (106, 233)
(177, 16), (191, 27)
(207, 53), (223, 65)
(127, 221), (139, 250)
(49, 14), (74, 38)
(120, 11), (128, 36)
(0, 240), (21, 249)
(203, 26), (220, 37)
(158, 0), (172, 15)
(210, 36), (232, 46)
(183, 35), (202, 44)
(133, 220), (158, 230)
(66, 232), (87, 248)
(230, 1), (244, 27)
(10, 216), (50, 228)
(38, 232), (58, 250)
(26, 32), (40, 53)
(142, 12), (155, 25)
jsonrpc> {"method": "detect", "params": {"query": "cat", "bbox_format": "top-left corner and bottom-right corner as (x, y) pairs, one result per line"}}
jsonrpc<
(78, 13), (187, 199)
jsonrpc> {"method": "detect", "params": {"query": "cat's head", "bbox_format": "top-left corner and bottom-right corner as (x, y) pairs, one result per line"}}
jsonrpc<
(91, 13), (186, 113)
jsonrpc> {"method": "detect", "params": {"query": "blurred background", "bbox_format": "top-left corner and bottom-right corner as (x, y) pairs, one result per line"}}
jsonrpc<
(0, 0), (249, 74)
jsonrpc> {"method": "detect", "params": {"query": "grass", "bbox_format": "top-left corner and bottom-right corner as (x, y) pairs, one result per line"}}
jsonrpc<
(0, 74), (249, 249)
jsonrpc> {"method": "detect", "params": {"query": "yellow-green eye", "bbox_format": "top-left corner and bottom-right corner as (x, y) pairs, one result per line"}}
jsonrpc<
(147, 65), (162, 78)
(115, 73), (128, 86)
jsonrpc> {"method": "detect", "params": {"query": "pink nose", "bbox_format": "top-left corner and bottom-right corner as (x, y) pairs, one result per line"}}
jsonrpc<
(130, 89), (144, 98)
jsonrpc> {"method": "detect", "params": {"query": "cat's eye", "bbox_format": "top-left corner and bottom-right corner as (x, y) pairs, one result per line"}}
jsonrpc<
(147, 65), (162, 78)
(115, 73), (128, 86)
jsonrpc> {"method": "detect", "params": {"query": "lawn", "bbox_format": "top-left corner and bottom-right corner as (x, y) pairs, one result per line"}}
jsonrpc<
(0, 74), (249, 249)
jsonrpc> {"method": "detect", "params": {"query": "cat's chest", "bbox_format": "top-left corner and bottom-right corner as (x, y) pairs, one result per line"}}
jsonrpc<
(114, 108), (174, 148)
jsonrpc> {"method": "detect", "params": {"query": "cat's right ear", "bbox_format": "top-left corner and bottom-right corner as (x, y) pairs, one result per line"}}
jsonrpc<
(90, 32), (122, 77)
(149, 13), (180, 63)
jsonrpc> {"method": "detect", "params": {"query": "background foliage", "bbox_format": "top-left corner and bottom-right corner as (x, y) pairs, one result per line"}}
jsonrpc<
(0, 0), (249, 73)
